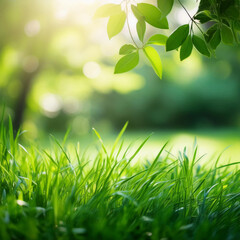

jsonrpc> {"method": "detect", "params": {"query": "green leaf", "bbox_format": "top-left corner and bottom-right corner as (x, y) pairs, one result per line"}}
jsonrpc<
(114, 52), (139, 74)
(166, 24), (189, 51)
(225, 5), (240, 19)
(136, 3), (169, 29)
(137, 19), (146, 42)
(119, 44), (137, 55)
(221, 24), (234, 45)
(180, 35), (193, 61)
(131, 5), (143, 20)
(192, 35), (210, 57)
(143, 46), (162, 79)
(234, 20), (240, 31)
(209, 29), (221, 49)
(107, 11), (126, 39)
(157, 17), (169, 29)
(205, 24), (218, 42)
(198, 0), (211, 12)
(157, 0), (174, 16)
(147, 34), (168, 45)
(94, 4), (122, 18)
(194, 10), (212, 23)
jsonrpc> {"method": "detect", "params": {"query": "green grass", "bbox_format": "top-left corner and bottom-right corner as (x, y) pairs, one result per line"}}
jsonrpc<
(1, 120), (240, 240)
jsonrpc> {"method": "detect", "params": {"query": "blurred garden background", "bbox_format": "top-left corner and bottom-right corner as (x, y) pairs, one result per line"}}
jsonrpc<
(0, 0), (240, 159)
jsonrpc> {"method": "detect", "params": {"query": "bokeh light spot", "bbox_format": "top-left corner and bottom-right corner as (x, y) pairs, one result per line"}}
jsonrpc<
(22, 56), (39, 73)
(215, 60), (232, 79)
(24, 20), (41, 37)
(83, 61), (101, 79)
(40, 94), (62, 118)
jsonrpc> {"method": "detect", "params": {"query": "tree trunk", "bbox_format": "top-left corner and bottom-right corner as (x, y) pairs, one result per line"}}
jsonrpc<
(13, 70), (38, 131)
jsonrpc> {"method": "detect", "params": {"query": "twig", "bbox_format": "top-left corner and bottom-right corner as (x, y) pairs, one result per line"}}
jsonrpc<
(177, 0), (205, 36)
(125, 0), (140, 48)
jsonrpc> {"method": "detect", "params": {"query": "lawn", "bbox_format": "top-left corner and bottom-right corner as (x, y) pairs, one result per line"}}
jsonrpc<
(94, 128), (240, 162)
(1, 121), (240, 239)
(55, 127), (240, 166)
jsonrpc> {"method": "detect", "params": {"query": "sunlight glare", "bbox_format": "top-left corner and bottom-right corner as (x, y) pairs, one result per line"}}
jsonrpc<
(174, 7), (198, 25)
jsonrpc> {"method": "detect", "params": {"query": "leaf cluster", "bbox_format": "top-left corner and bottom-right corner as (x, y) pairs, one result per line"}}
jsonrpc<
(96, 0), (239, 79)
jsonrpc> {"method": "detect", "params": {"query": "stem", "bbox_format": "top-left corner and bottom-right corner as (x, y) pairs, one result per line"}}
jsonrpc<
(177, 0), (205, 36)
(125, 1), (140, 48)
(190, 21), (194, 34)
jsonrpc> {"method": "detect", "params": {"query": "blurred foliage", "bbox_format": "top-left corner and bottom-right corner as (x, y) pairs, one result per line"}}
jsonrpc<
(92, 45), (240, 130)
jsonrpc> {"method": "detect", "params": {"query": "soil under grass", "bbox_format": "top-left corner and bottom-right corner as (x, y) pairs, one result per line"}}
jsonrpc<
(1, 121), (240, 240)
